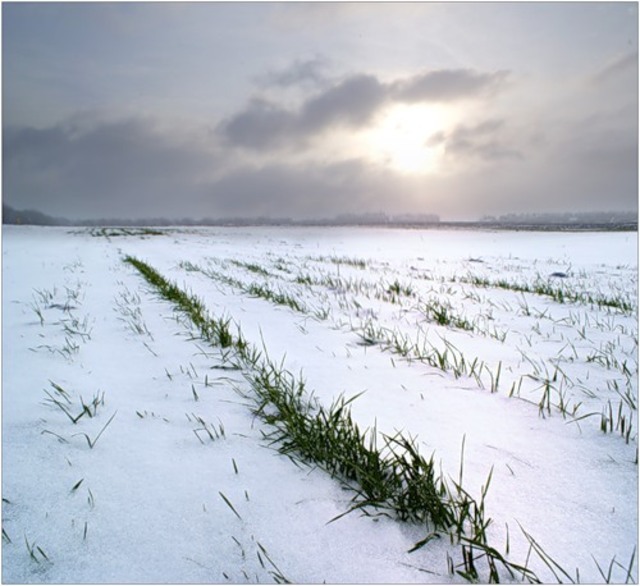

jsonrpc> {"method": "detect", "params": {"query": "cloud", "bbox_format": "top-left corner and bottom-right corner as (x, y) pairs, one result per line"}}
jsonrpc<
(257, 57), (330, 88)
(428, 119), (524, 162)
(218, 74), (387, 149)
(215, 99), (297, 149)
(299, 74), (387, 131)
(219, 67), (511, 150)
(392, 69), (510, 103)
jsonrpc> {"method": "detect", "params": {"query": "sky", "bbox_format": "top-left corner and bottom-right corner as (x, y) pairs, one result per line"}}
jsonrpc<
(2, 2), (638, 221)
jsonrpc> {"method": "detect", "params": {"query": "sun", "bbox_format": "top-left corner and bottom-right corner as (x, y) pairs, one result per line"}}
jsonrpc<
(364, 104), (450, 175)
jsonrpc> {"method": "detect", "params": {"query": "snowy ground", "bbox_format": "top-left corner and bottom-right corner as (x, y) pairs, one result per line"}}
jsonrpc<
(2, 225), (638, 583)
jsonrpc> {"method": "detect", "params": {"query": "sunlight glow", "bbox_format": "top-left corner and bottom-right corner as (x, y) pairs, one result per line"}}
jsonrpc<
(364, 104), (451, 175)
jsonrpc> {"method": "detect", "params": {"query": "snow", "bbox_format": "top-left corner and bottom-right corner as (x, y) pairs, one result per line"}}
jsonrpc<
(2, 225), (638, 583)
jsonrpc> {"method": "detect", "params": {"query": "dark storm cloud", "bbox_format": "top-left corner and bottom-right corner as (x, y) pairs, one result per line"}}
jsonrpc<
(219, 67), (511, 150)
(428, 119), (524, 162)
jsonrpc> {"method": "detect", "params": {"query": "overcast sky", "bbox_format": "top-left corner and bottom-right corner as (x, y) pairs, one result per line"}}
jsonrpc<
(3, 2), (638, 221)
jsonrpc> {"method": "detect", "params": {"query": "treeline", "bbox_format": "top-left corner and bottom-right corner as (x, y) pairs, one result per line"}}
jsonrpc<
(3, 205), (69, 226)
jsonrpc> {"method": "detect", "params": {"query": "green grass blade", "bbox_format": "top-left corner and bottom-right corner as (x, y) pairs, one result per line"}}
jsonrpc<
(218, 491), (242, 520)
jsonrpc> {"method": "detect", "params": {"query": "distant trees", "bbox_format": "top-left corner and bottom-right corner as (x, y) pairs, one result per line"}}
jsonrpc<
(3, 204), (67, 226)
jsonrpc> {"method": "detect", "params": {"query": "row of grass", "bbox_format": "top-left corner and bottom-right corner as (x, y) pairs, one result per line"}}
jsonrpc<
(242, 361), (452, 527)
(181, 260), (309, 315)
(126, 257), (240, 349)
(89, 227), (164, 238)
(123, 254), (554, 582)
(460, 274), (635, 314)
(308, 254), (369, 269)
(294, 270), (415, 305)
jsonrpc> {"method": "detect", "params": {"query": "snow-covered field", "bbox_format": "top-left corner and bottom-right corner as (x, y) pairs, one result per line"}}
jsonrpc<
(3, 225), (638, 584)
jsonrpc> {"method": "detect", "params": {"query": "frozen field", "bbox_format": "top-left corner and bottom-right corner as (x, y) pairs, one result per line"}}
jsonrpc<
(2, 225), (638, 583)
